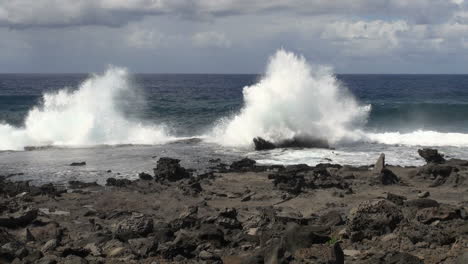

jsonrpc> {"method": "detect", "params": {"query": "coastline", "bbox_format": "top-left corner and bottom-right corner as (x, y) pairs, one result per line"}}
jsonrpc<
(0, 149), (467, 264)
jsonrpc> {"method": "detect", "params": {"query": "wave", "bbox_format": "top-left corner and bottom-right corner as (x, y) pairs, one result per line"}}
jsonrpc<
(210, 49), (370, 147)
(365, 130), (468, 147)
(0, 67), (170, 151)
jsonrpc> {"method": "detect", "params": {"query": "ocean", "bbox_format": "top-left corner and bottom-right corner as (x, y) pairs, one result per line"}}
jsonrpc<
(1, 51), (468, 184)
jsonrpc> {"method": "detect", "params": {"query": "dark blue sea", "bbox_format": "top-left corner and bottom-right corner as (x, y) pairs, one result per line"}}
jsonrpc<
(1, 52), (468, 184)
(2, 74), (468, 135)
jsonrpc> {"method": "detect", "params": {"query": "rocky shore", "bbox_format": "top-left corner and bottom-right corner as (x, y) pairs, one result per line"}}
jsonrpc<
(0, 149), (467, 264)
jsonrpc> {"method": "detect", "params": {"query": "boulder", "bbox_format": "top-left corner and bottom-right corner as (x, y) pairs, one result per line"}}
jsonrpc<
(404, 198), (439, 209)
(153, 158), (190, 182)
(253, 136), (329, 151)
(128, 237), (158, 257)
(415, 206), (460, 224)
(230, 158), (256, 171)
(69, 162), (86, 166)
(348, 200), (403, 242)
(113, 213), (154, 241)
(105, 178), (132, 187)
(373, 168), (399, 185)
(0, 208), (38, 228)
(68, 181), (99, 189)
(418, 148), (445, 164)
(253, 137), (276, 151)
(400, 222), (455, 245)
(138, 172), (153, 181)
(372, 153), (385, 174)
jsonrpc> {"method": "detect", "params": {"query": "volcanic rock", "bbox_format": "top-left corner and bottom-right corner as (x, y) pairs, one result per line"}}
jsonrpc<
(418, 148), (445, 164)
(153, 158), (190, 182)
(348, 200), (403, 242)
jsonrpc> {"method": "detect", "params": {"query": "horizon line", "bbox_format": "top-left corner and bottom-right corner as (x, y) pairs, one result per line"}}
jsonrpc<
(1, 72), (468, 75)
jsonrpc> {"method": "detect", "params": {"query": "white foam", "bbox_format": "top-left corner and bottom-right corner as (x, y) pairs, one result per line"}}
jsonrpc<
(211, 49), (370, 147)
(365, 130), (468, 147)
(0, 67), (170, 151)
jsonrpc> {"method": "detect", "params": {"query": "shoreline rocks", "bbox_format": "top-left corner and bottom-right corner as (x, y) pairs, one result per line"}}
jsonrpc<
(0, 152), (467, 263)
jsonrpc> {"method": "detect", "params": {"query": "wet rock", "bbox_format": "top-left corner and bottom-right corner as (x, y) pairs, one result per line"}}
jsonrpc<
(418, 148), (445, 164)
(138, 172), (153, 181)
(0, 208), (38, 228)
(348, 200), (403, 242)
(105, 178), (132, 187)
(276, 135), (330, 149)
(153, 158), (190, 182)
(230, 158), (256, 171)
(253, 136), (330, 151)
(113, 213), (154, 241)
(69, 162), (86, 166)
(253, 137), (276, 151)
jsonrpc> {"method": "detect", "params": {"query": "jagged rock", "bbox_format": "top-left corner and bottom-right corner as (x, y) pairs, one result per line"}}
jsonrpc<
(253, 137), (276, 151)
(0, 208), (38, 228)
(373, 153), (385, 174)
(69, 162), (86, 166)
(230, 158), (256, 171)
(68, 181), (99, 189)
(415, 206), (460, 224)
(418, 148), (445, 164)
(105, 178), (132, 187)
(128, 237), (157, 257)
(399, 222), (455, 245)
(138, 172), (153, 181)
(113, 213), (154, 241)
(153, 158), (190, 182)
(253, 136), (329, 151)
(348, 200), (403, 242)
(373, 168), (399, 185)
(216, 208), (242, 229)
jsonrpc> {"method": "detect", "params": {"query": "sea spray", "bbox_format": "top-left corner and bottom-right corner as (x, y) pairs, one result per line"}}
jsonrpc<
(0, 67), (170, 150)
(211, 49), (370, 147)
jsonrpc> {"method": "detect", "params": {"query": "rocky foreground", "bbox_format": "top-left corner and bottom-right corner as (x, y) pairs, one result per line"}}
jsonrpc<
(0, 149), (467, 264)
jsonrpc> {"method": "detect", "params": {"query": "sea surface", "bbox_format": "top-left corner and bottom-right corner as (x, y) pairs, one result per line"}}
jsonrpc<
(1, 52), (468, 184)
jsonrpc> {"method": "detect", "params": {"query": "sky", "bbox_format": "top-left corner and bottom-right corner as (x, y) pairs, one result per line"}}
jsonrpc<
(0, 0), (467, 74)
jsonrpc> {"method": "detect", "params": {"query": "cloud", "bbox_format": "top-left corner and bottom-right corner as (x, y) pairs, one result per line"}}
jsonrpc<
(126, 28), (164, 49)
(0, 0), (464, 28)
(192, 31), (231, 48)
